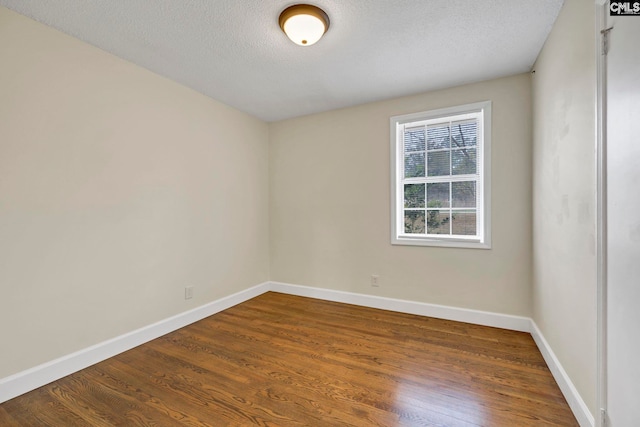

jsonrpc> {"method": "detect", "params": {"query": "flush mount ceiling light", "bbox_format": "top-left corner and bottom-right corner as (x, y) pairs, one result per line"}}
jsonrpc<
(279, 4), (330, 46)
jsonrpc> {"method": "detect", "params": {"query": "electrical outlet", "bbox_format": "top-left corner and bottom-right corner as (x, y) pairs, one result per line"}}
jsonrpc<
(185, 286), (194, 300)
(371, 275), (380, 287)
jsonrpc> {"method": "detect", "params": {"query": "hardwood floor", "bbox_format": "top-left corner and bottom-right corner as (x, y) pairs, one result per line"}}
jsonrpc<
(0, 292), (578, 426)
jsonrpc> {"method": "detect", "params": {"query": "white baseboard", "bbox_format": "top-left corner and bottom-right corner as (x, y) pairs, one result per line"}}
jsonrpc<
(530, 321), (595, 427)
(269, 281), (531, 332)
(0, 282), (270, 404)
(0, 279), (594, 427)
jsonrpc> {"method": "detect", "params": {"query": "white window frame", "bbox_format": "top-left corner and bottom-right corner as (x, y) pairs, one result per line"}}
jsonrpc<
(390, 101), (491, 249)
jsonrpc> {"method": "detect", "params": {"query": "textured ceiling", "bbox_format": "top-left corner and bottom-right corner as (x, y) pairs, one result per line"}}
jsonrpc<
(0, 0), (564, 122)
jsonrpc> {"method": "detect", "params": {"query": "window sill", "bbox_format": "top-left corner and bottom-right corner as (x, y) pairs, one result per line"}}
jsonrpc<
(392, 236), (491, 249)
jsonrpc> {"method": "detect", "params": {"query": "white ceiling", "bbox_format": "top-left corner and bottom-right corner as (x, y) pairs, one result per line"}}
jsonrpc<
(0, 0), (564, 122)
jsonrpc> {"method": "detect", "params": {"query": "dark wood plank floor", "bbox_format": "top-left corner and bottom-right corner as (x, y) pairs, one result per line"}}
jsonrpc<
(0, 292), (578, 426)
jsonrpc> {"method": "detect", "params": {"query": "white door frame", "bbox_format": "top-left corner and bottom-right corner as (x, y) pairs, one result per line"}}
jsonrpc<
(594, 1), (607, 426)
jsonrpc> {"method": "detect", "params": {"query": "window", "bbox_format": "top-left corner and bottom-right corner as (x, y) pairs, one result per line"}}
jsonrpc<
(390, 101), (491, 249)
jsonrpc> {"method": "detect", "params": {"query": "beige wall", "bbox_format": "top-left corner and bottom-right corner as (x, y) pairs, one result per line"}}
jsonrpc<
(270, 74), (532, 316)
(0, 7), (270, 378)
(531, 0), (597, 415)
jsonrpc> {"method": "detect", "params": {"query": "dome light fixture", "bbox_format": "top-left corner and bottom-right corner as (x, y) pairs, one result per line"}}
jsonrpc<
(279, 4), (330, 46)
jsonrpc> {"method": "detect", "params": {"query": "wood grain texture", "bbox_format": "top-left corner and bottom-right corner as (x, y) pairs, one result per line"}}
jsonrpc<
(0, 292), (578, 426)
